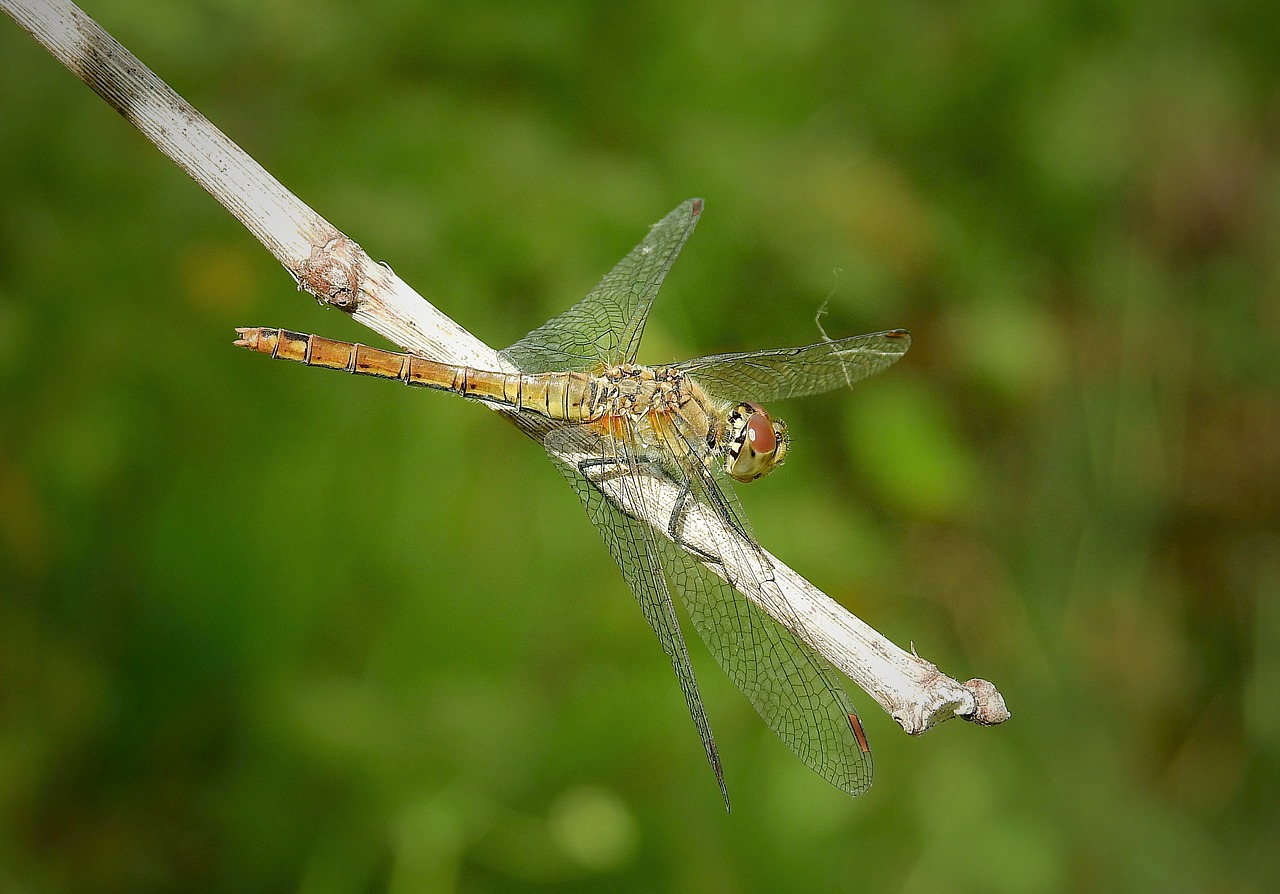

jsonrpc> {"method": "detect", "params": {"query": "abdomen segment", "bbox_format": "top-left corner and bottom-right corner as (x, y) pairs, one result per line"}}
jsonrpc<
(233, 327), (597, 421)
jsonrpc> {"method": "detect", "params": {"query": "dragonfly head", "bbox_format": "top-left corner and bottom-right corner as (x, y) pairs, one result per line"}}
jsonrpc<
(724, 402), (789, 482)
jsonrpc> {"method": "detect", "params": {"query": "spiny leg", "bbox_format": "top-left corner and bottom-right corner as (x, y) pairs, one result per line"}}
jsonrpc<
(666, 478), (724, 565)
(664, 465), (759, 568)
(577, 450), (684, 487)
(577, 453), (725, 565)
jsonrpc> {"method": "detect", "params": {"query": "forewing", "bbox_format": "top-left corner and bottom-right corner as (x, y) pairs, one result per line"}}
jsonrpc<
(674, 329), (910, 404)
(502, 199), (703, 373)
(655, 416), (874, 797)
(544, 422), (730, 809)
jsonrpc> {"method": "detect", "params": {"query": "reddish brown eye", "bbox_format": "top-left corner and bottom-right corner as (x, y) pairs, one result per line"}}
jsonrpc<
(746, 413), (776, 453)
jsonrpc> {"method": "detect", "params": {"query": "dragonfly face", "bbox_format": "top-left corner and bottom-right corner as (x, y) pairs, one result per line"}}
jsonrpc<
(721, 401), (789, 482)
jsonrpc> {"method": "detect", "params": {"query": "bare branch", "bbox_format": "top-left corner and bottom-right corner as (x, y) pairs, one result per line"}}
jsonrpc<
(2, 0), (1008, 734)
(2, 0), (488, 368)
(558, 441), (1009, 732)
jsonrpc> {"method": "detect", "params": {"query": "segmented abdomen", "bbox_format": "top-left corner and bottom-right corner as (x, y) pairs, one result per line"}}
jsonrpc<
(234, 328), (600, 422)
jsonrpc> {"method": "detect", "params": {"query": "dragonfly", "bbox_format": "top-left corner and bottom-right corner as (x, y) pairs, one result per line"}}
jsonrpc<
(235, 198), (910, 808)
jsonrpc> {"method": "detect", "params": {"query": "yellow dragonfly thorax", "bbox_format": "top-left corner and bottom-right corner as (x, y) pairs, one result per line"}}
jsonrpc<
(593, 364), (789, 483)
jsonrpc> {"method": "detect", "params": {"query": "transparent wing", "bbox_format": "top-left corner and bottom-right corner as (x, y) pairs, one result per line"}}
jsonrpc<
(674, 329), (910, 404)
(544, 422), (730, 810)
(501, 199), (703, 373)
(655, 413), (873, 797)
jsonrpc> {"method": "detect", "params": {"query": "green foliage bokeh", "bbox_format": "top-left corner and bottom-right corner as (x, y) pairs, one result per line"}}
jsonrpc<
(2, 1), (1279, 891)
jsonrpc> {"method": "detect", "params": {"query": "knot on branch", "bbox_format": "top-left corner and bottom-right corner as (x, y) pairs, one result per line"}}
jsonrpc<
(960, 679), (1011, 726)
(298, 232), (364, 311)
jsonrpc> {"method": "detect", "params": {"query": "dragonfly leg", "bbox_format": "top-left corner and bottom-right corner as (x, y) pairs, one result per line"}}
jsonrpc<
(577, 455), (723, 563)
(666, 471), (759, 570)
(577, 455), (644, 485)
(577, 453), (679, 485)
(575, 453), (753, 569)
(666, 482), (724, 565)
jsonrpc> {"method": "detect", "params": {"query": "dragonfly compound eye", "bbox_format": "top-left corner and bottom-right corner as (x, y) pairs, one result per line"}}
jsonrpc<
(746, 412), (776, 453)
(726, 403), (789, 482)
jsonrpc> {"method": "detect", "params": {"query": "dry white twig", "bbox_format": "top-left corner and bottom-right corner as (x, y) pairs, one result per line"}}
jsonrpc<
(3, 0), (1009, 734)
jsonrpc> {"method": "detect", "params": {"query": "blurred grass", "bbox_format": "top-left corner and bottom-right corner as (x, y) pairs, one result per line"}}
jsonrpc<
(2, 0), (1279, 891)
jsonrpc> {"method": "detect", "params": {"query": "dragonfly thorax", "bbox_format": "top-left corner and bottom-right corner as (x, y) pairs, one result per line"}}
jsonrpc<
(597, 363), (686, 417)
(593, 366), (789, 483)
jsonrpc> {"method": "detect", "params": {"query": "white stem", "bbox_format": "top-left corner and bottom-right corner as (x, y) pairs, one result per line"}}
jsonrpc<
(2, 0), (487, 368)
(3, 0), (1008, 733)
(565, 449), (1008, 733)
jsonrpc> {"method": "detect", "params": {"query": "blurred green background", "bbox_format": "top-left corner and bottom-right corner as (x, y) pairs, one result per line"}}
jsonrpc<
(3, 0), (1278, 891)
